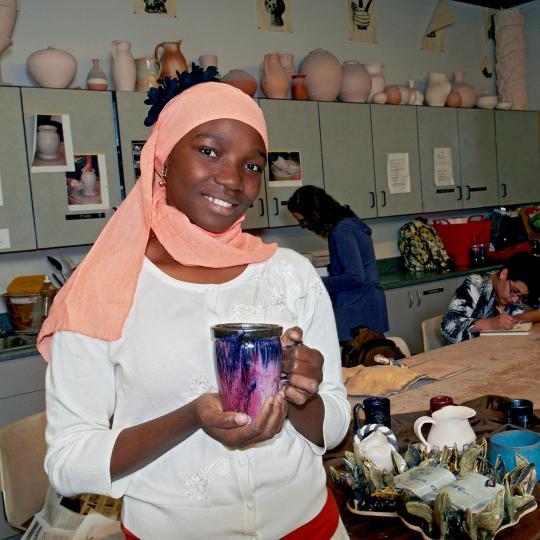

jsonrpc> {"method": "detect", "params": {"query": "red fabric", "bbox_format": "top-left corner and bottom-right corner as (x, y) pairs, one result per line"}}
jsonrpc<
(281, 487), (340, 540)
(121, 523), (140, 540)
(120, 488), (340, 540)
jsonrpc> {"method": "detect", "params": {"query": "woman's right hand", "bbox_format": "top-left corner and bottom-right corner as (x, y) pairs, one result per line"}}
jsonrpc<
(491, 312), (516, 330)
(194, 392), (287, 448)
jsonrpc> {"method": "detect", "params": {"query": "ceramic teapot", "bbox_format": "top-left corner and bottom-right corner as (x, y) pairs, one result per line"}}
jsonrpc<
(414, 405), (476, 453)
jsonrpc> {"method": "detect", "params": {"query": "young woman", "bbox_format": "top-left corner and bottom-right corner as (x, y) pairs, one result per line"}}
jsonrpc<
(441, 251), (540, 343)
(287, 185), (389, 343)
(38, 82), (350, 539)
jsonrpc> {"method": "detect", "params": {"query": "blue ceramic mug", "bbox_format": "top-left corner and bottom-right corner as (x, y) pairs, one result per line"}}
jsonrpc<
(353, 396), (391, 434)
(488, 429), (540, 472)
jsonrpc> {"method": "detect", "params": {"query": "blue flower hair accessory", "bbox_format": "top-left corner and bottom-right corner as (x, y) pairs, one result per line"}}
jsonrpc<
(144, 63), (220, 127)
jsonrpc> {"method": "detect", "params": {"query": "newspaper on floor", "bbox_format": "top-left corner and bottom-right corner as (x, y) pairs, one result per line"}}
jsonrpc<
(21, 487), (123, 540)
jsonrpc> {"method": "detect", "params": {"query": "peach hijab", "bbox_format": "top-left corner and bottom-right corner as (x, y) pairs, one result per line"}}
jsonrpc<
(37, 82), (276, 361)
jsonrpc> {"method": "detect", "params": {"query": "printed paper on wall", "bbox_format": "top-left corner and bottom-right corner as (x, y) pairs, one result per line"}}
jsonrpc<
(348, 0), (377, 43)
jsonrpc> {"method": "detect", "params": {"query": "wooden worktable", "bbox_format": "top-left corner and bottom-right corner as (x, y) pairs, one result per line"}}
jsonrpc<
(331, 323), (540, 539)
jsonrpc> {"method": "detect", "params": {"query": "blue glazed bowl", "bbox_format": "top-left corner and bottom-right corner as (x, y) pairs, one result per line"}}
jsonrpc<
(488, 429), (540, 472)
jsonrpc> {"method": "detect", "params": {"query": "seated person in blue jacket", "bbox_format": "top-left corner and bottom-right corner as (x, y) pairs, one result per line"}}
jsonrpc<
(287, 185), (389, 344)
(441, 252), (540, 343)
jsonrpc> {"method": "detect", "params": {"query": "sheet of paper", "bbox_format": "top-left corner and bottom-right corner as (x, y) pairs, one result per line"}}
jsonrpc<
(434, 147), (455, 186)
(422, 0), (456, 52)
(387, 153), (411, 194)
(0, 229), (10, 250)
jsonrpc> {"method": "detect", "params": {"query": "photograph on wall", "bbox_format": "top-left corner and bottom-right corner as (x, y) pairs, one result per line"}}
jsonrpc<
(257, 0), (293, 33)
(131, 140), (146, 181)
(348, 0), (377, 43)
(268, 150), (302, 187)
(30, 114), (75, 173)
(133, 0), (176, 17)
(66, 154), (110, 211)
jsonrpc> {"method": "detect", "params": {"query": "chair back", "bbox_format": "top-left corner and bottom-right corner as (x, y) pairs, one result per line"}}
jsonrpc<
(421, 315), (447, 352)
(386, 336), (411, 358)
(0, 411), (48, 529)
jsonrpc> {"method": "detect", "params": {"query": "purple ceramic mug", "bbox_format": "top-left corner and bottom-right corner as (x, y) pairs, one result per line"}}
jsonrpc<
(212, 323), (283, 419)
(430, 395), (454, 413)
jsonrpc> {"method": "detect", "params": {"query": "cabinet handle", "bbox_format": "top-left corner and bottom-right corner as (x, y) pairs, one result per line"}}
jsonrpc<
(501, 183), (507, 198)
(465, 185), (471, 200)
(408, 292), (413, 309)
(273, 197), (279, 216)
(369, 191), (375, 208)
(258, 198), (265, 216)
(380, 190), (387, 207)
(416, 291), (422, 307)
(456, 186), (462, 201)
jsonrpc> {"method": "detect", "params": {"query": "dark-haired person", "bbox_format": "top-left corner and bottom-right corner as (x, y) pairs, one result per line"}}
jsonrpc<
(441, 252), (540, 343)
(287, 185), (389, 344)
(39, 83), (350, 539)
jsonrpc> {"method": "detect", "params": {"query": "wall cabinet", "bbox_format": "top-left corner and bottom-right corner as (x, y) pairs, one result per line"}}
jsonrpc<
(417, 107), (463, 212)
(371, 105), (423, 217)
(21, 88), (122, 248)
(318, 102), (378, 218)
(495, 110), (540, 205)
(259, 99), (324, 227)
(385, 277), (459, 354)
(0, 87), (37, 252)
(457, 109), (499, 209)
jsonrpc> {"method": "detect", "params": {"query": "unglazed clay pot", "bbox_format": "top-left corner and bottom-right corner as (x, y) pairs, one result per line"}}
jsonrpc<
(371, 92), (387, 104)
(26, 46), (77, 88)
(339, 60), (371, 103)
(36, 125), (60, 160)
(299, 48), (342, 101)
(384, 85), (401, 105)
(452, 71), (477, 108)
(445, 91), (462, 108)
(365, 62), (385, 102)
(425, 72), (451, 107)
(261, 52), (289, 99)
(222, 69), (257, 97)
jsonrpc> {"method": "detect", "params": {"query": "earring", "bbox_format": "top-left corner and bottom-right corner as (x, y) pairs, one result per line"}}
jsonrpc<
(159, 165), (167, 187)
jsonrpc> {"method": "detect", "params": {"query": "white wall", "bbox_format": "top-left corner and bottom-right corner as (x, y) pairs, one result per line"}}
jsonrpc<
(1, 0), (539, 291)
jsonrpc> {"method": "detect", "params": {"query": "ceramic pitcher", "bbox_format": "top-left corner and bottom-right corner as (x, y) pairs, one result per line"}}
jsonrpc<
(414, 405), (476, 453)
(155, 40), (188, 79)
(261, 53), (289, 99)
(111, 40), (136, 91)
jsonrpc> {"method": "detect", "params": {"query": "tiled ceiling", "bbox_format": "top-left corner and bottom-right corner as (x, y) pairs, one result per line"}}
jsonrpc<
(454, 0), (536, 8)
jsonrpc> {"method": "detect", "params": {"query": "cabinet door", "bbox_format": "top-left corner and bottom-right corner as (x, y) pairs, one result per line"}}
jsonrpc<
(21, 88), (122, 248)
(417, 107), (463, 212)
(458, 109), (499, 209)
(385, 287), (420, 353)
(0, 87), (36, 252)
(495, 110), (540, 205)
(318, 102), (377, 218)
(259, 99), (324, 227)
(115, 91), (152, 194)
(371, 105), (422, 217)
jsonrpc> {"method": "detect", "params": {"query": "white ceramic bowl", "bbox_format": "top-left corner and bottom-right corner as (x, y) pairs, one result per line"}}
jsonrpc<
(476, 94), (498, 109)
(496, 101), (512, 110)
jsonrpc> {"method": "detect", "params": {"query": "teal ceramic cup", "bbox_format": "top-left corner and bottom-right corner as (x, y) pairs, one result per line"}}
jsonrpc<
(488, 429), (540, 472)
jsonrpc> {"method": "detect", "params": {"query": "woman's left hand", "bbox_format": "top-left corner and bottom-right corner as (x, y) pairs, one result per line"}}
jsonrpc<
(280, 327), (324, 406)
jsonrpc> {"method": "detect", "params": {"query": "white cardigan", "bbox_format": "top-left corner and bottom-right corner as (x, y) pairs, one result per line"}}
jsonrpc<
(45, 248), (350, 540)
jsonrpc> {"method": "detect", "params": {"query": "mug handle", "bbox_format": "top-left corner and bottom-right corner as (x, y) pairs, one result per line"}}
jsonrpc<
(413, 416), (435, 453)
(154, 42), (164, 62)
(353, 402), (364, 436)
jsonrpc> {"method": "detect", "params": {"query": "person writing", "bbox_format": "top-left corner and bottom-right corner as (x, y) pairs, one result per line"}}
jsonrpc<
(287, 185), (389, 344)
(441, 252), (540, 343)
(38, 81), (350, 539)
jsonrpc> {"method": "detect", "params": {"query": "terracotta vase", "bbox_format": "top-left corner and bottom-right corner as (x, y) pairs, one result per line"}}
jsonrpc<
(26, 47), (77, 89)
(135, 57), (159, 92)
(299, 48), (342, 101)
(291, 74), (309, 100)
(425, 72), (451, 107)
(364, 63), (385, 103)
(446, 91), (462, 108)
(452, 71), (477, 108)
(339, 60), (371, 103)
(261, 52), (289, 99)
(86, 58), (108, 91)
(111, 40), (136, 91)
(154, 40), (188, 79)
(396, 84), (411, 105)
(384, 85), (401, 105)
(222, 69), (257, 97)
